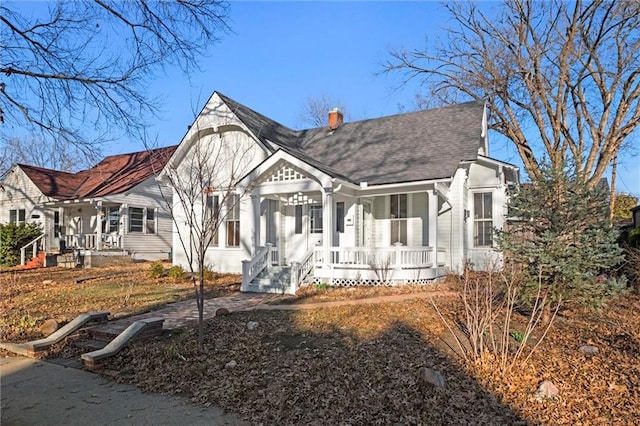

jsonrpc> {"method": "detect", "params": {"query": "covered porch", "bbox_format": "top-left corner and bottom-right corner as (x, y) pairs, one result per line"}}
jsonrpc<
(44, 199), (126, 252)
(239, 153), (448, 294)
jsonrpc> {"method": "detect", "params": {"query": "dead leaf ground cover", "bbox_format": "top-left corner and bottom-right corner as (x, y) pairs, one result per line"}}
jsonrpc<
(0, 262), (240, 342)
(102, 290), (640, 425)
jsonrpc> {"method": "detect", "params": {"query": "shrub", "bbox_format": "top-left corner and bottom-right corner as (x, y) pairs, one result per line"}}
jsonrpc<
(147, 262), (165, 278)
(202, 265), (216, 281)
(498, 164), (623, 310)
(168, 265), (185, 281)
(0, 222), (43, 266)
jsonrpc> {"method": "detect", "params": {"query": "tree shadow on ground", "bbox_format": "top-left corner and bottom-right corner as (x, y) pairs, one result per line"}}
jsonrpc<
(104, 304), (532, 425)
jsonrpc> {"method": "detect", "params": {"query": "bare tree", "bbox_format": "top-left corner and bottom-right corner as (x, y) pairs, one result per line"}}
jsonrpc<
(1, 1), (229, 156)
(298, 94), (348, 128)
(154, 113), (255, 346)
(0, 136), (97, 174)
(385, 0), (640, 189)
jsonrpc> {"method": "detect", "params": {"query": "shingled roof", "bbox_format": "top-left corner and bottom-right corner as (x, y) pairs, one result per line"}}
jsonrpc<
(17, 145), (177, 200)
(217, 92), (485, 185)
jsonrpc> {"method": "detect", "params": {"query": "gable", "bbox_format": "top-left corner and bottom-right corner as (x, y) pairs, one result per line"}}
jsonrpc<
(257, 161), (313, 185)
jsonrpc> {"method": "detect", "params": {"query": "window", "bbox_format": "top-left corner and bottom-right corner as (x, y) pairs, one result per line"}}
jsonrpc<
(294, 205), (303, 234)
(336, 202), (345, 233)
(207, 195), (220, 246)
(9, 209), (26, 225)
(474, 192), (493, 247)
(146, 209), (156, 234)
(54, 211), (62, 236)
(102, 207), (120, 233)
(309, 205), (323, 233)
(129, 207), (144, 232)
(390, 194), (407, 245)
(225, 194), (240, 247)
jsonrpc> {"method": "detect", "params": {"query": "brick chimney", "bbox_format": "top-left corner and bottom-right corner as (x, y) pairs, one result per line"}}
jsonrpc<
(328, 108), (343, 131)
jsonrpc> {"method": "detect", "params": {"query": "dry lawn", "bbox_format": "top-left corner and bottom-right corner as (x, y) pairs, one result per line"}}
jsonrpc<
(0, 261), (240, 342)
(3, 265), (639, 424)
(103, 290), (640, 425)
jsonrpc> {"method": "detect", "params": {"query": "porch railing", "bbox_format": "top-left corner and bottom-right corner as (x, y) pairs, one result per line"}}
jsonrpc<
(317, 245), (441, 269)
(241, 245), (271, 290)
(65, 234), (97, 250)
(20, 234), (46, 266)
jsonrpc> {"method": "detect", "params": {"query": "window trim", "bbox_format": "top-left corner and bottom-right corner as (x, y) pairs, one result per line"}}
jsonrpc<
(207, 195), (220, 246)
(389, 194), (408, 245)
(473, 191), (494, 247)
(225, 194), (241, 248)
(128, 207), (156, 234)
(9, 209), (26, 225)
(308, 204), (323, 234)
(128, 207), (144, 233)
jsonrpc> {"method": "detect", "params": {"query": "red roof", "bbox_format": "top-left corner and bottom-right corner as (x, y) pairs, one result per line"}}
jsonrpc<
(18, 146), (177, 200)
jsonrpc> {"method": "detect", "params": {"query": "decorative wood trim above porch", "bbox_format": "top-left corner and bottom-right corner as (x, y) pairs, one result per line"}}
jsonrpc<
(238, 149), (338, 193)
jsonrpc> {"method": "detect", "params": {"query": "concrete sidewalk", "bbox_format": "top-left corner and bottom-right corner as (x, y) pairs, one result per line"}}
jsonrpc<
(0, 356), (246, 426)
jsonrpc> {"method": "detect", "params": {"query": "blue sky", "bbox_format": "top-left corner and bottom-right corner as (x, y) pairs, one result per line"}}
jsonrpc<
(14, 1), (640, 196)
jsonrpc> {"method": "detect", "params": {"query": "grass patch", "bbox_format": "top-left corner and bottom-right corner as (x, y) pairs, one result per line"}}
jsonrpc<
(0, 263), (240, 342)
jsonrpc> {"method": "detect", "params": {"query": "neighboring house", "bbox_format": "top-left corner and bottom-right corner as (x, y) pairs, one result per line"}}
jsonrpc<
(0, 146), (177, 262)
(161, 92), (519, 294)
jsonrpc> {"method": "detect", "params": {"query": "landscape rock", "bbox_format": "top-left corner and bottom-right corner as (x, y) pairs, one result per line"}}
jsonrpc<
(42, 280), (54, 285)
(579, 345), (599, 355)
(215, 308), (231, 317)
(247, 321), (259, 331)
(39, 319), (59, 335)
(418, 367), (446, 389)
(534, 380), (559, 402)
(225, 360), (237, 369)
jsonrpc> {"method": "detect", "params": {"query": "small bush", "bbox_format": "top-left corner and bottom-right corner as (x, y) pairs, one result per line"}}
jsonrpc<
(203, 265), (216, 281)
(147, 262), (165, 278)
(168, 265), (185, 281)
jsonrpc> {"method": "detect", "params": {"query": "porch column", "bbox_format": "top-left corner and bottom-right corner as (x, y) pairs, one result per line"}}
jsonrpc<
(251, 193), (261, 255)
(322, 187), (333, 265)
(95, 202), (102, 251)
(428, 190), (439, 266)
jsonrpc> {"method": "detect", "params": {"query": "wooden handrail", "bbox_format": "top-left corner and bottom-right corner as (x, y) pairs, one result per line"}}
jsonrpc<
(20, 233), (46, 266)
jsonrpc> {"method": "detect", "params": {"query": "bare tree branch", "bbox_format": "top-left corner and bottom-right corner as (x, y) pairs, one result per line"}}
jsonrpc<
(0, 1), (230, 155)
(384, 0), (640, 188)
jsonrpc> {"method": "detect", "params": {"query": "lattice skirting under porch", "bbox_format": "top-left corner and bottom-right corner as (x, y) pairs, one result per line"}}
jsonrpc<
(311, 277), (436, 287)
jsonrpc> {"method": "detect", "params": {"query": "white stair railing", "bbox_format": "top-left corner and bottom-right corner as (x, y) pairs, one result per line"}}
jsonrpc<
(241, 244), (271, 291)
(20, 234), (46, 266)
(290, 247), (317, 293)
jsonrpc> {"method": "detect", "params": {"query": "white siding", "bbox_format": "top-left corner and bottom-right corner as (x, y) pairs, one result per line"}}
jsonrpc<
(465, 161), (507, 270)
(0, 166), (54, 247)
(171, 112), (269, 272)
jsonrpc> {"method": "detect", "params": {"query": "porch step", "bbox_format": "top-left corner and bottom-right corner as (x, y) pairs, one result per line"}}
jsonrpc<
(246, 280), (290, 294)
(57, 253), (80, 268)
(249, 265), (292, 294)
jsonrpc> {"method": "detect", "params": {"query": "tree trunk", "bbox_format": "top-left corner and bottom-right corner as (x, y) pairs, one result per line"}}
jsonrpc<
(609, 155), (617, 224)
(198, 273), (205, 347)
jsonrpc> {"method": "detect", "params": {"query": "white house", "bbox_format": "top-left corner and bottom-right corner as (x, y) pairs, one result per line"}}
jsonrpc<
(162, 92), (519, 294)
(0, 146), (177, 264)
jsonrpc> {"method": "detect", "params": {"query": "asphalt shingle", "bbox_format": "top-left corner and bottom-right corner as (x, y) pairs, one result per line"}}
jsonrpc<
(218, 92), (484, 185)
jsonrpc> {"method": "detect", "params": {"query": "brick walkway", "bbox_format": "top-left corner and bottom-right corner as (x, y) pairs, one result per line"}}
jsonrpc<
(118, 293), (279, 329)
(113, 290), (458, 330)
